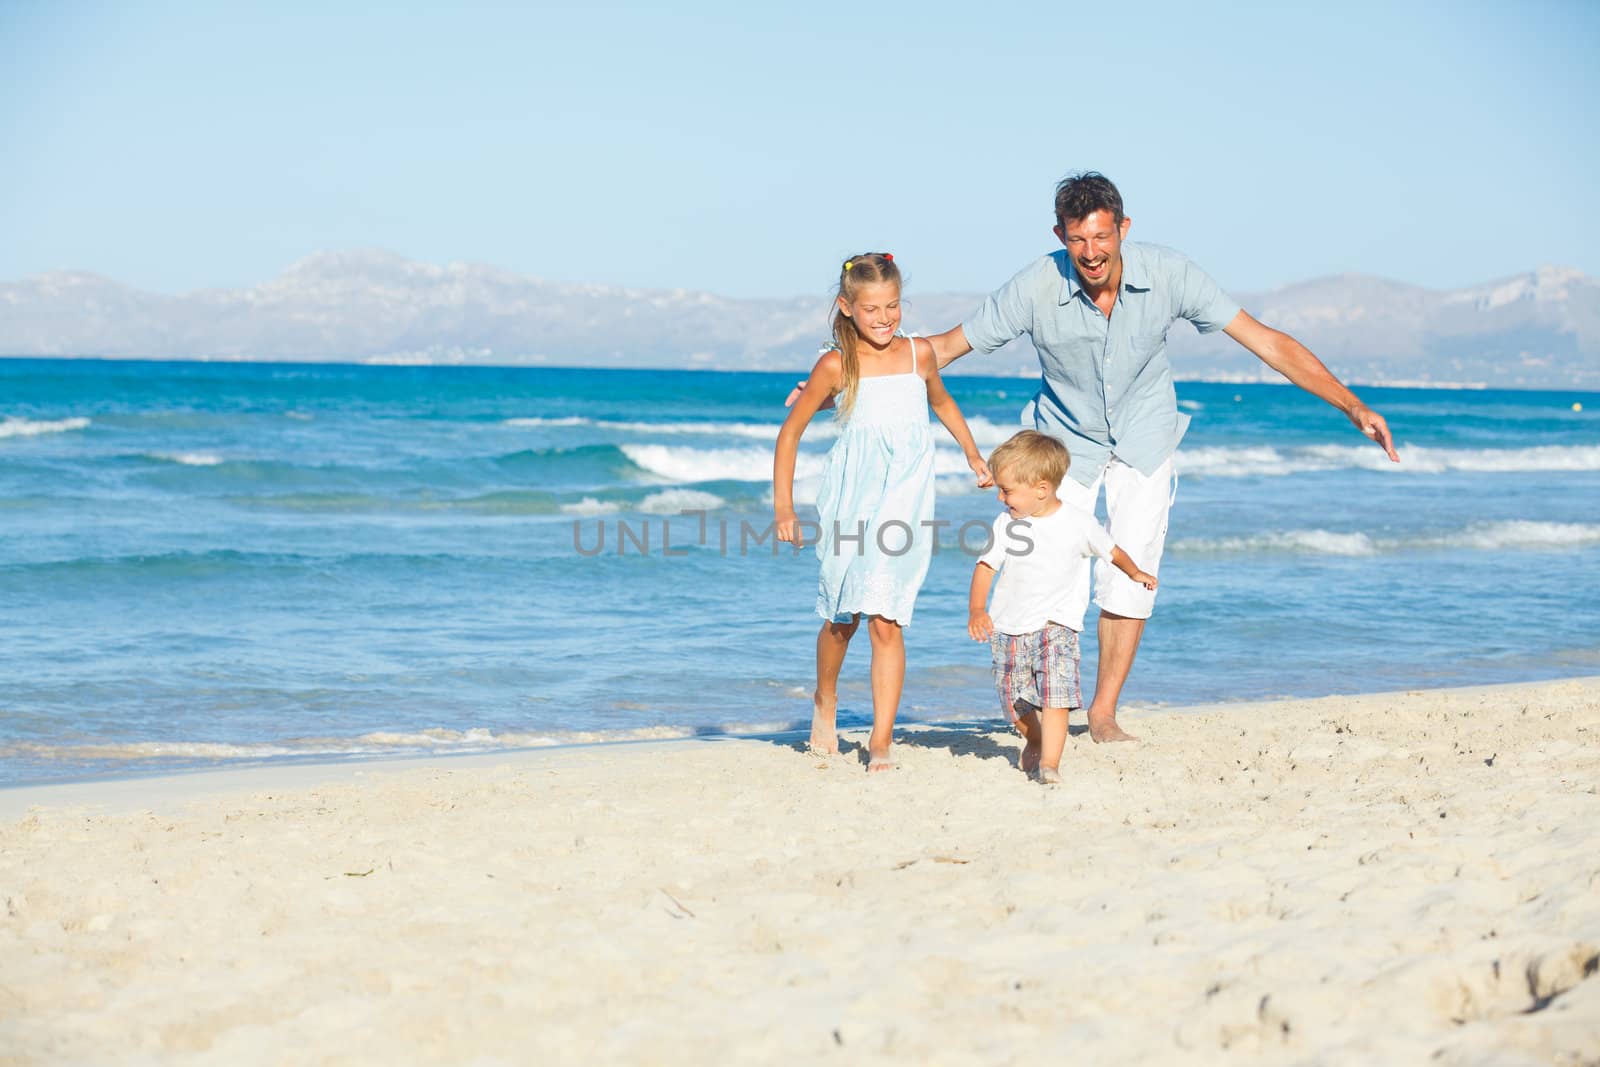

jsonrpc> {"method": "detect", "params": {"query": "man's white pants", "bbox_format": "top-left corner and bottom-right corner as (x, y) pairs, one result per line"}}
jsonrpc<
(1055, 456), (1175, 621)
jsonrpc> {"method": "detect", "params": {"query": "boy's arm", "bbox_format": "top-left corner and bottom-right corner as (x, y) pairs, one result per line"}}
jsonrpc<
(923, 359), (993, 487)
(1109, 546), (1158, 591)
(774, 352), (842, 545)
(968, 562), (997, 640)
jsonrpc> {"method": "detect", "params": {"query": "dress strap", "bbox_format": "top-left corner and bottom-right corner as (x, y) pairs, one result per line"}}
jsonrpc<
(907, 335), (917, 374)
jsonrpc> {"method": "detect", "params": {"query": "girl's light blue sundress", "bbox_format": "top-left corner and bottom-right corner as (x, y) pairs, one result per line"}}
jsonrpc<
(814, 334), (936, 626)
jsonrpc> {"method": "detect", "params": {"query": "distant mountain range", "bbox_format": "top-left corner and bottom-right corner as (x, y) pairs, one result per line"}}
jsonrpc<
(3, 250), (1596, 388)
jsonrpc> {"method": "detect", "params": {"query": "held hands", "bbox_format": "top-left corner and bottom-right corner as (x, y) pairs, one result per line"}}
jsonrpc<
(968, 455), (994, 488)
(968, 611), (994, 641)
(1348, 401), (1400, 462)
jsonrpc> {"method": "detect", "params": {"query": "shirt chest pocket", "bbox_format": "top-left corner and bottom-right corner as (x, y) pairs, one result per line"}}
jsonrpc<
(1035, 304), (1111, 387)
(1125, 330), (1168, 375)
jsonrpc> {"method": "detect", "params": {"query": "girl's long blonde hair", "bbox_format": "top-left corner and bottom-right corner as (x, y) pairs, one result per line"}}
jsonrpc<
(831, 253), (902, 422)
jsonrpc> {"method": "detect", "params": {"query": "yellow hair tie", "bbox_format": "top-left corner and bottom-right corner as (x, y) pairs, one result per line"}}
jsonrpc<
(843, 260), (854, 271)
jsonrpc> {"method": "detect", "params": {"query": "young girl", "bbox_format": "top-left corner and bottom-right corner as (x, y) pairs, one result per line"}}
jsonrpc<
(774, 253), (992, 772)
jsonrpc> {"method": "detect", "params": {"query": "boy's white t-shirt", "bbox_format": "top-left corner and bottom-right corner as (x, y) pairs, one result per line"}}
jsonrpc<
(978, 505), (1116, 635)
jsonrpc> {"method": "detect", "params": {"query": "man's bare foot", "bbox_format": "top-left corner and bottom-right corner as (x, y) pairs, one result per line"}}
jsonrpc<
(808, 692), (840, 755)
(1019, 738), (1041, 774)
(1087, 710), (1138, 743)
(1038, 766), (1062, 786)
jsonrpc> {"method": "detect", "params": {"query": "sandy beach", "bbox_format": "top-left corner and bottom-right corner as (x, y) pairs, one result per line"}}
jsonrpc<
(3, 678), (1598, 1065)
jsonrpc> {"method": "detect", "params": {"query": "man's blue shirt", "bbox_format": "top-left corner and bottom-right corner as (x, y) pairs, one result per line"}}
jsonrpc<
(962, 242), (1240, 486)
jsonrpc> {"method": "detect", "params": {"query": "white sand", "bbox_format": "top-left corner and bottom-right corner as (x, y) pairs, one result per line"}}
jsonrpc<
(2, 678), (1598, 1065)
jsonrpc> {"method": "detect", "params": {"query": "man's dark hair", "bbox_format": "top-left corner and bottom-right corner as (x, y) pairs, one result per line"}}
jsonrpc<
(1054, 172), (1124, 226)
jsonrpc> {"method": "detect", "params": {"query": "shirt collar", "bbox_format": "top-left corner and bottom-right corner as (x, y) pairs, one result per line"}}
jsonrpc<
(1057, 241), (1150, 305)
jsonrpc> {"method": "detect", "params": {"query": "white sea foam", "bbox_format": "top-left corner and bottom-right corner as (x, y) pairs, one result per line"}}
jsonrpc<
(560, 497), (621, 515)
(0, 416), (90, 439)
(1, 723), (718, 765)
(1173, 521), (1600, 557)
(507, 416), (822, 440)
(154, 452), (224, 466)
(1176, 443), (1600, 478)
(509, 413), (1028, 447)
(622, 443), (826, 484)
(4, 739), (307, 761)
(1173, 530), (1379, 556)
(505, 416), (589, 428)
(1380, 444), (1600, 474)
(1175, 446), (1317, 478)
(964, 415), (1024, 447)
(1418, 520), (1600, 550)
(639, 489), (726, 514)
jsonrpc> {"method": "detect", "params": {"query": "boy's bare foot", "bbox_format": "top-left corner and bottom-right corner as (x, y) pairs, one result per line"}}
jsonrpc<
(1038, 766), (1062, 786)
(808, 692), (840, 755)
(1088, 710), (1138, 743)
(1019, 738), (1041, 774)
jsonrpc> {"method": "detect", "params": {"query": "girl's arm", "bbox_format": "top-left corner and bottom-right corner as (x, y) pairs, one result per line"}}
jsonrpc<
(1109, 546), (1158, 591)
(774, 351), (843, 546)
(922, 356), (993, 488)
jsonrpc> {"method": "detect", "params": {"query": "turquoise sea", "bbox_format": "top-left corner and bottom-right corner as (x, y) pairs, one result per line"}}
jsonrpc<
(2, 358), (1597, 785)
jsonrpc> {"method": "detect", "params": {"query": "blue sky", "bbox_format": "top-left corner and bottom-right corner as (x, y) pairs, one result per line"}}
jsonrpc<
(3, 1), (1596, 300)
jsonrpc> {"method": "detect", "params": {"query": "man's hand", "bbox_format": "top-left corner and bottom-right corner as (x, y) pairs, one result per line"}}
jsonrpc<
(968, 611), (994, 641)
(1347, 401), (1399, 462)
(785, 380), (836, 411)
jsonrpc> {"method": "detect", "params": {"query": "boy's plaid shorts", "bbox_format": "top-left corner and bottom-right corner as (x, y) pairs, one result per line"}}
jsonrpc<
(989, 624), (1082, 724)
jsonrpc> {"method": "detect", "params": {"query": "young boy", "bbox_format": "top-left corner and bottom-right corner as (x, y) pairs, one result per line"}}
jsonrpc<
(968, 431), (1158, 784)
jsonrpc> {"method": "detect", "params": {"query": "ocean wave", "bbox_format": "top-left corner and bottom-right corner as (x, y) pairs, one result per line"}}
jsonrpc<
(1176, 443), (1600, 478)
(619, 441), (1004, 488)
(560, 497), (621, 515)
(964, 416), (1024, 447)
(639, 488), (726, 514)
(0, 416), (90, 439)
(507, 413), (1025, 447)
(151, 451), (224, 466)
(1173, 521), (1600, 557)
(507, 415), (811, 440)
(1172, 530), (1379, 556)
(0, 722), (758, 767)
(621, 443), (823, 484)
(1414, 520), (1600, 550)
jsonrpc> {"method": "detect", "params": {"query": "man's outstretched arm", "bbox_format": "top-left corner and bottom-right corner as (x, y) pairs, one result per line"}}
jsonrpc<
(1223, 310), (1399, 462)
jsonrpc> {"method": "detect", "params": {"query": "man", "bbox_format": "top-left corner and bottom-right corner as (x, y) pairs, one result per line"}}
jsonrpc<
(925, 172), (1399, 742)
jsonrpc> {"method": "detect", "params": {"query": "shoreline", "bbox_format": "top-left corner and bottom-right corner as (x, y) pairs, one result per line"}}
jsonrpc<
(5, 675), (1599, 815)
(3, 675), (1587, 819)
(4, 676), (1598, 1063)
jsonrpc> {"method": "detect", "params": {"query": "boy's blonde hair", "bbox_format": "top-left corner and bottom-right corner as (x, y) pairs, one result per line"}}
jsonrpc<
(988, 430), (1070, 488)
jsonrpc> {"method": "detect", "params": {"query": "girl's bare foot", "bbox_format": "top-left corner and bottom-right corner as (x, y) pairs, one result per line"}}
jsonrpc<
(867, 748), (895, 773)
(808, 692), (840, 755)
